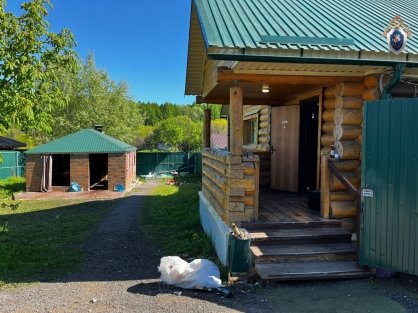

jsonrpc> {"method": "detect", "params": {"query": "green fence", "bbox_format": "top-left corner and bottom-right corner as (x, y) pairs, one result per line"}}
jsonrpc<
(0, 151), (25, 179)
(361, 98), (418, 275)
(136, 152), (202, 177)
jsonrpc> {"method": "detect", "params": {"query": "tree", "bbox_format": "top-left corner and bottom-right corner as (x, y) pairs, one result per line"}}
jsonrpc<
(47, 55), (143, 144)
(138, 102), (163, 126)
(211, 118), (227, 134)
(144, 116), (202, 152)
(0, 0), (78, 133)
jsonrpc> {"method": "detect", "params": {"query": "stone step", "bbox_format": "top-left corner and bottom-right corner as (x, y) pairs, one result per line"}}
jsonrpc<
(251, 242), (357, 263)
(255, 261), (371, 281)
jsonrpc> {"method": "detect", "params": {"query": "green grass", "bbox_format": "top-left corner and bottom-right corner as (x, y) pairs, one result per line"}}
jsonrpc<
(0, 196), (115, 289)
(141, 176), (218, 262)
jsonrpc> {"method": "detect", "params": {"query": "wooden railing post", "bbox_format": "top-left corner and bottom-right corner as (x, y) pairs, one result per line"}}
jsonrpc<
(320, 155), (330, 218)
(229, 87), (243, 156)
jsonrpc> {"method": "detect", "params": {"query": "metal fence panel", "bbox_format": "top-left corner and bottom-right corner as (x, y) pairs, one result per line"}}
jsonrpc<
(0, 151), (25, 179)
(361, 99), (418, 275)
(136, 152), (202, 176)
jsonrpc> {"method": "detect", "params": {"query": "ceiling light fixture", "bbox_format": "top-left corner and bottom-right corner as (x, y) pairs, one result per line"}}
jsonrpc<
(262, 84), (270, 93)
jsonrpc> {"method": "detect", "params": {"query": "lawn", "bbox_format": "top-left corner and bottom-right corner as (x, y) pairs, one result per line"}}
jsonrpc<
(0, 178), (114, 289)
(141, 176), (218, 262)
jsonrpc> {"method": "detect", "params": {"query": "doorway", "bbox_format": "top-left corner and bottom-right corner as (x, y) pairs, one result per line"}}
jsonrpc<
(52, 154), (70, 186)
(298, 97), (319, 192)
(89, 154), (108, 190)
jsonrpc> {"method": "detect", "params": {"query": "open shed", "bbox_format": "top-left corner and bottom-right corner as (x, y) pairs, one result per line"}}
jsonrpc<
(186, 0), (418, 280)
(25, 129), (136, 192)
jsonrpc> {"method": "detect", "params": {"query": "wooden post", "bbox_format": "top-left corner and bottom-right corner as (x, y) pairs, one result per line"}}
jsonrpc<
(203, 108), (211, 148)
(229, 87), (243, 156)
(320, 155), (330, 218)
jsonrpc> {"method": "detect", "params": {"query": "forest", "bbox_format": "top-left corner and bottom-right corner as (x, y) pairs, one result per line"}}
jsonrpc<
(0, 0), (226, 153)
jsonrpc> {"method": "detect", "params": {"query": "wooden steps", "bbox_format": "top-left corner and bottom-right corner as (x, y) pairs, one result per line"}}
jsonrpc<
(251, 242), (357, 263)
(250, 227), (352, 245)
(243, 220), (341, 230)
(256, 261), (369, 281)
(245, 220), (371, 281)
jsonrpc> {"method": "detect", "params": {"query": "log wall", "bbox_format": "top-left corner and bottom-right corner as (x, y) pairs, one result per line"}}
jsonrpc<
(243, 105), (271, 152)
(242, 105), (271, 187)
(202, 148), (260, 226)
(320, 81), (365, 231)
(253, 151), (271, 187)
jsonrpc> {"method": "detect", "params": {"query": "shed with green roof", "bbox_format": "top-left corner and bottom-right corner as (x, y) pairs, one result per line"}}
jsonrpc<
(25, 129), (137, 192)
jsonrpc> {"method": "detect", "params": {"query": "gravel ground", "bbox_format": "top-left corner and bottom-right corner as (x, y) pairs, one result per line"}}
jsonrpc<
(1, 181), (418, 313)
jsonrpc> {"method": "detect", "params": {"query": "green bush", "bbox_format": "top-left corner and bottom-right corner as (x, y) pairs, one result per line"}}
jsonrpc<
(0, 177), (25, 200)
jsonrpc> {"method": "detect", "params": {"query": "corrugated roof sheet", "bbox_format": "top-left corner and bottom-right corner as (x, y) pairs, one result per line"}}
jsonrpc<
(194, 0), (418, 54)
(26, 129), (136, 154)
(211, 133), (228, 149)
(0, 136), (26, 150)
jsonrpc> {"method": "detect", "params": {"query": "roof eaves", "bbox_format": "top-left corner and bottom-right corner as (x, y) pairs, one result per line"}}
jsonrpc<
(193, 0), (211, 50)
(207, 52), (418, 68)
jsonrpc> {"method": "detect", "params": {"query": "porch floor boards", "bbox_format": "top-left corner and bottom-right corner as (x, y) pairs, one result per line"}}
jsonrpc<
(258, 189), (322, 223)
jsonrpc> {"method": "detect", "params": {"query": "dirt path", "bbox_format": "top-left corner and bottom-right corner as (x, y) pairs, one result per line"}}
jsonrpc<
(0, 181), (247, 313)
(1, 181), (418, 313)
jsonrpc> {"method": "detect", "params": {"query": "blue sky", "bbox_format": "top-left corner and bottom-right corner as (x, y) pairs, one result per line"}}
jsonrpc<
(7, 0), (195, 105)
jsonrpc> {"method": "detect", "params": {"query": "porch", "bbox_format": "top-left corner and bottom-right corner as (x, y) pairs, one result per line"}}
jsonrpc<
(241, 189), (365, 281)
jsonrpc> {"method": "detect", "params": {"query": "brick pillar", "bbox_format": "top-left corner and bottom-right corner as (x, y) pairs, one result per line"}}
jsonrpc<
(108, 153), (126, 191)
(25, 154), (43, 191)
(70, 154), (89, 191)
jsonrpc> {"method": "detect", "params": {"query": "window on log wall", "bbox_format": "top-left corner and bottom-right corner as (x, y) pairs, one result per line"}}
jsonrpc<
(243, 113), (258, 146)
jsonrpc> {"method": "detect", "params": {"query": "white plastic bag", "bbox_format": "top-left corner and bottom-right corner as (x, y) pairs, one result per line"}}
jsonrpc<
(158, 256), (224, 289)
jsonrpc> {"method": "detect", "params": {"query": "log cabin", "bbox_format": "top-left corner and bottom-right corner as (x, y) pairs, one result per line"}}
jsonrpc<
(185, 0), (418, 280)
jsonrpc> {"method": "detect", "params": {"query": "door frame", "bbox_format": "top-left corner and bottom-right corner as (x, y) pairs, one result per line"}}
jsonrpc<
(283, 88), (324, 190)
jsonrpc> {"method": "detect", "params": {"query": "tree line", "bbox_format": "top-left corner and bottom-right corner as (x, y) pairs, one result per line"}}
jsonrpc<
(0, 0), (226, 153)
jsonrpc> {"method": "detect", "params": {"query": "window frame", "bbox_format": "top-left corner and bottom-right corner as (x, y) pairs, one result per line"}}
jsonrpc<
(243, 112), (259, 147)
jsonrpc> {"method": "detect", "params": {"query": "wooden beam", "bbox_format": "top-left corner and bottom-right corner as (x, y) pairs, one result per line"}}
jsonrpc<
(316, 89), (324, 190)
(217, 69), (362, 85)
(196, 95), (284, 106)
(203, 109), (211, 148)
(229, 87), (243, 156)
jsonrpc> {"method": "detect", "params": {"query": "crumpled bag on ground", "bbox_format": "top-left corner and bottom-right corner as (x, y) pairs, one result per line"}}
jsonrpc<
(158, 256), (224, 289)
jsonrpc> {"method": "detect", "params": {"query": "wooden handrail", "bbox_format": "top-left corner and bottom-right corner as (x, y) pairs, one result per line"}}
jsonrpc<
(328, 160), (359, 200)
(327, 159), (361, 264)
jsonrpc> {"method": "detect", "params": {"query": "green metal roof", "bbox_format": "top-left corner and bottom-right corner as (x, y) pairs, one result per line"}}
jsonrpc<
(194, 0), (418, 53)
(25, 129), (136, 154)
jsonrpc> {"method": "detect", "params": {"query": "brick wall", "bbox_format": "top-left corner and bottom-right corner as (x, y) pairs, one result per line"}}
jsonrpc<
(25, 154), (43, 191)
(108, 153), (126, 191)
(108, 151), (136, 191)
(70, 154), (89, 191)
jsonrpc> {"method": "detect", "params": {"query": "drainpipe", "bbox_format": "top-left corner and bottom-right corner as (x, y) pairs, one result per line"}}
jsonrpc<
(381, 63), (406, 100)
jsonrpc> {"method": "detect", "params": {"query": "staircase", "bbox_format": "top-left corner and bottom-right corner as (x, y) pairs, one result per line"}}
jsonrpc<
(243, 220), (372, 281)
